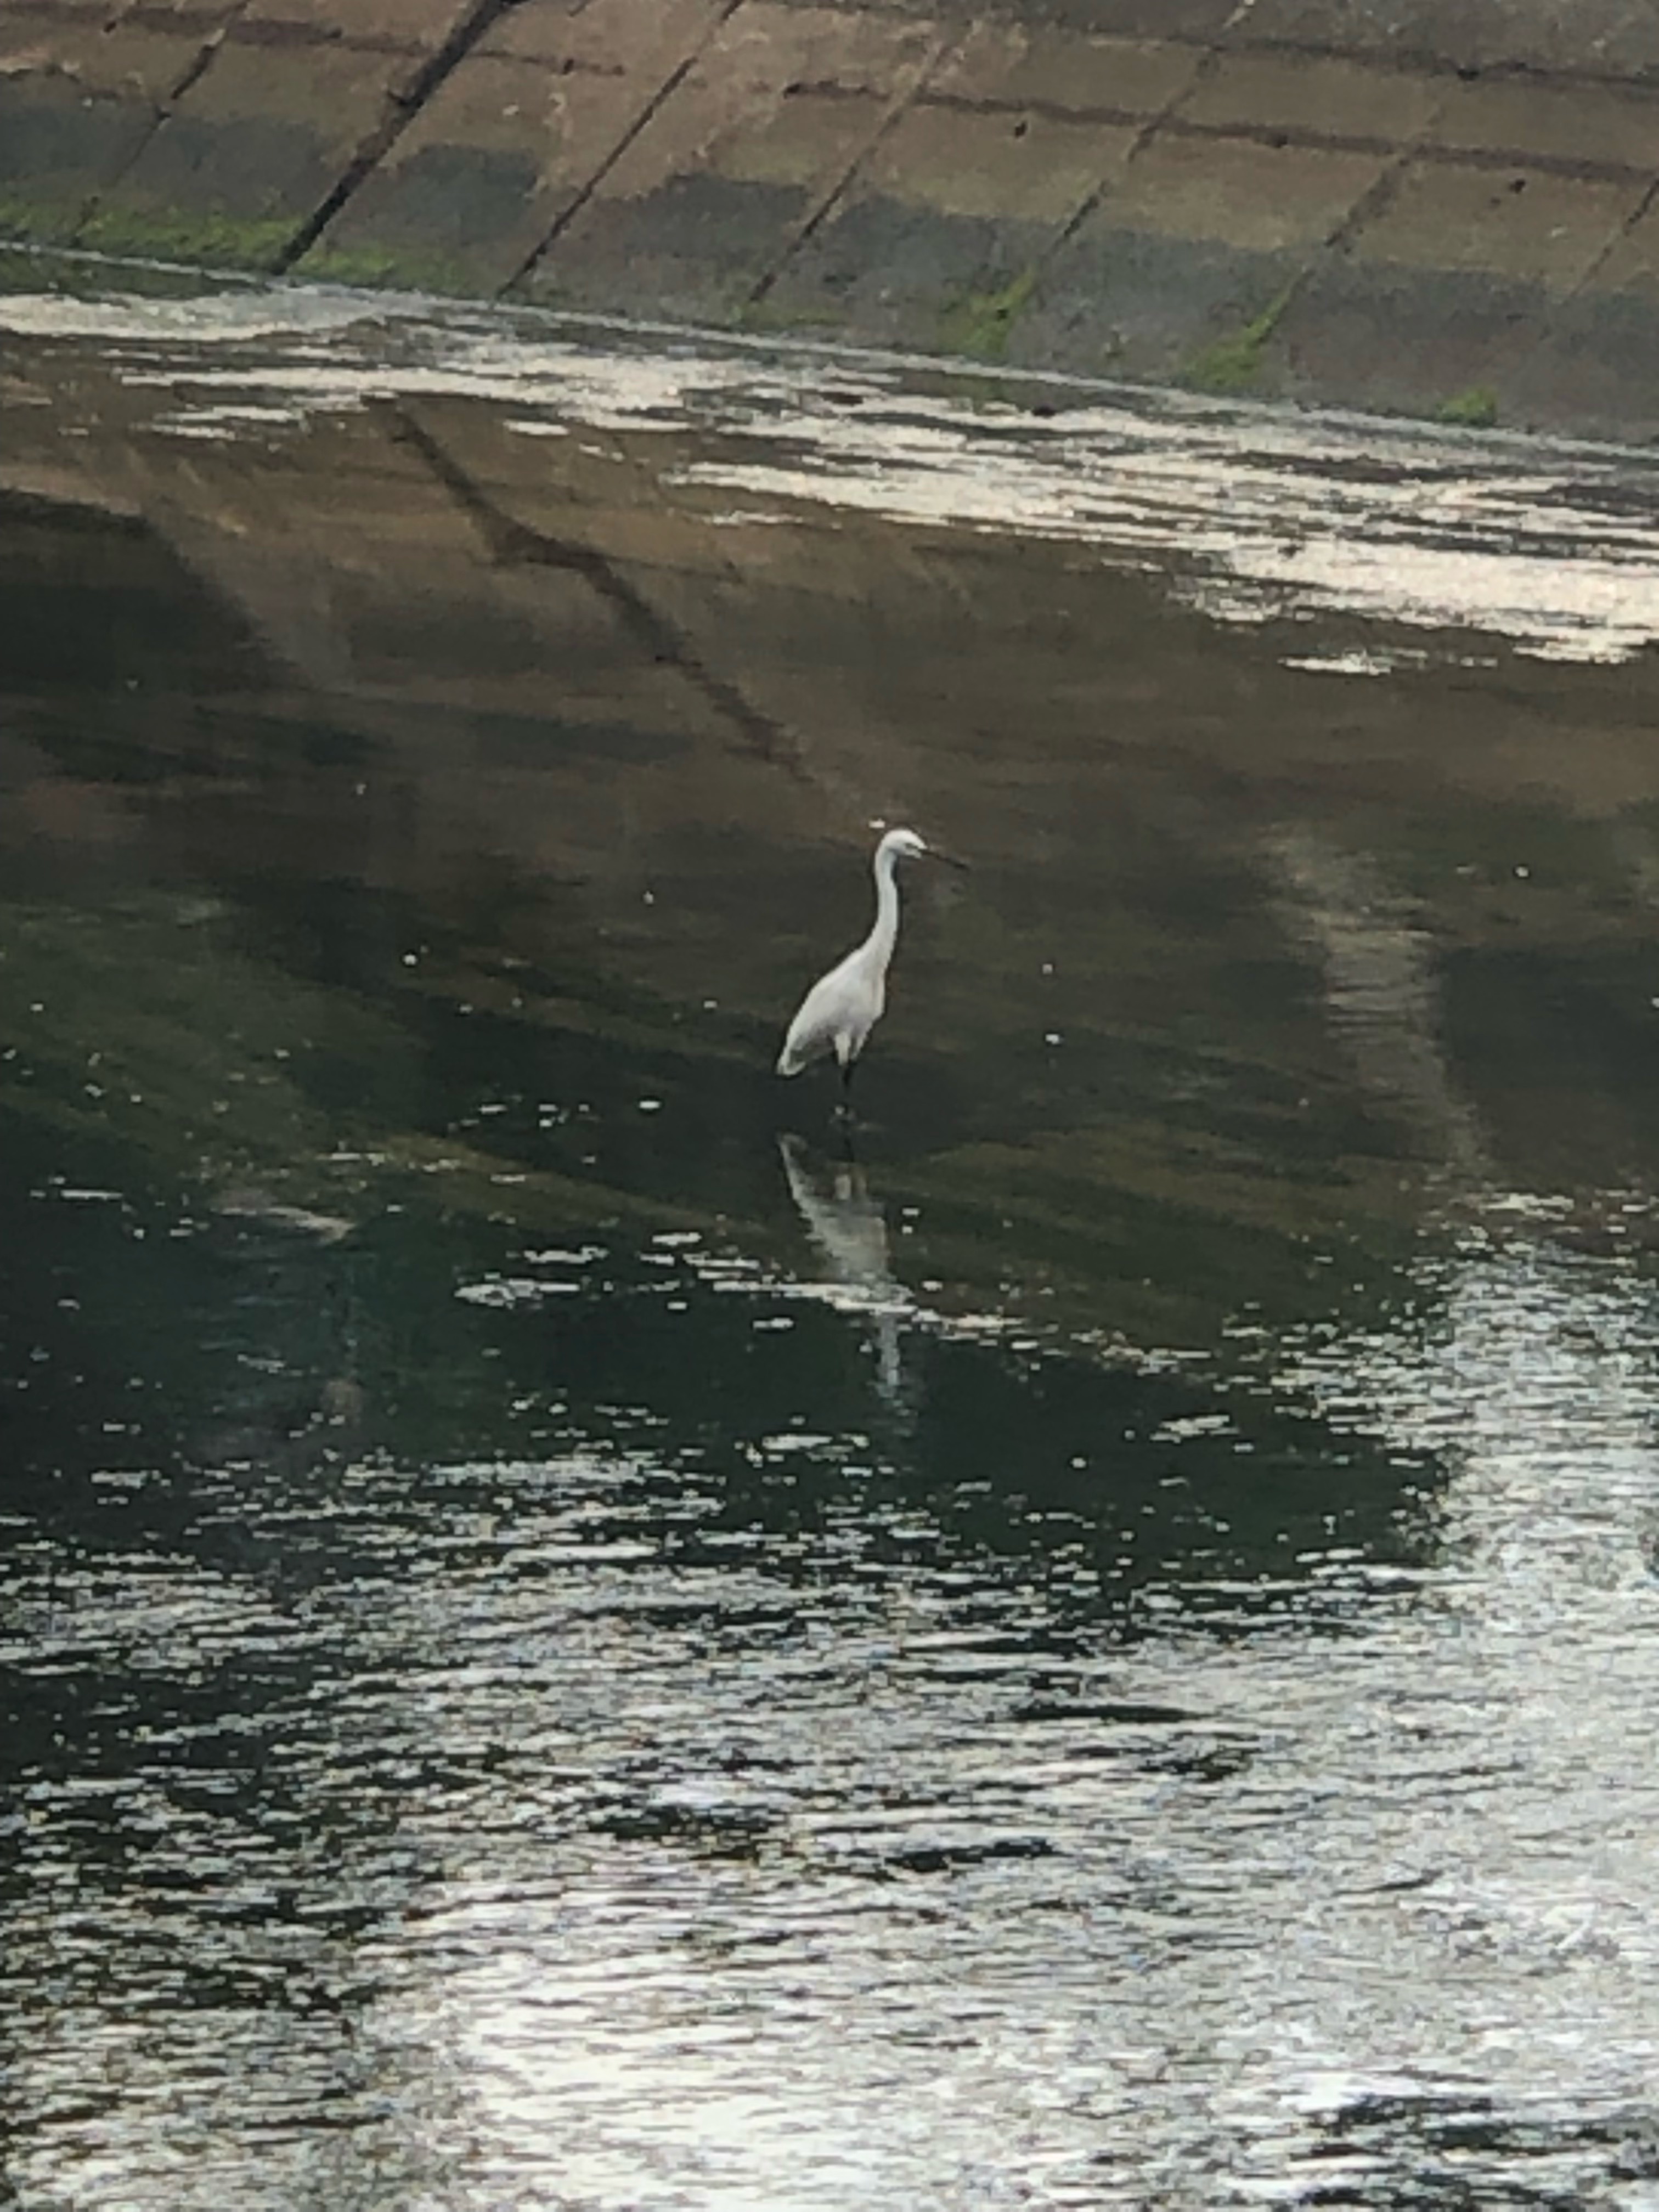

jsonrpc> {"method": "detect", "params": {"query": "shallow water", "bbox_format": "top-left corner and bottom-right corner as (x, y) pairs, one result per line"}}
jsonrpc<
(7, 272), (1659, 2208)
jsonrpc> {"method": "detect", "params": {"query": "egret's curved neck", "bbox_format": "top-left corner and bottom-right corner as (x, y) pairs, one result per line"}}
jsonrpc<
(867, 841), (902, 967)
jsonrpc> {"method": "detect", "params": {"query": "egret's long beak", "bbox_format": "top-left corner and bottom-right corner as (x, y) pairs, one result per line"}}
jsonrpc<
(929, 845), (970, 873)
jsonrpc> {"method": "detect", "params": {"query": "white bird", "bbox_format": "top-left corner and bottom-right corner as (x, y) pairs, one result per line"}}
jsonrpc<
(775, 827), (963, 1104)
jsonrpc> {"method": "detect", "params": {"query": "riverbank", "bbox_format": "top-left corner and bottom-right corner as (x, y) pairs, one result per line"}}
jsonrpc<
(3, 0), (1658, 437)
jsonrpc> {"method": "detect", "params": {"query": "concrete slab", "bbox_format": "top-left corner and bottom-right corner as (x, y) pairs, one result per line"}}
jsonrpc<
(110, 0), (249, 27)
(764, 198), (1060, 352)
(0, 76), (157, 242)
(1014, 227), (1307, 383)
(0, 21), (207, 242)
(236, 0), (475, 47)
(1223, 0), (1659, 81)
(1090, 129), (1387, 253)
(520, 3), (939, 317)
(1178, 50), (1443, 144)
(476, 0), (726, 75)
(0, 15), (206, 99)
(1274, 255), (1555, 422)
(1348, 160), (1646, 287)
(1011, 133), (1386, 382)
(840, 101), (1134, 226)
(305, 0), (731, 287)
(1428, 78), (1659, 174)
(596, 0), (939, 199)
(1509, 286), (1659, 444)
(927, 26), (1200, 117)
(1568, 196), (1659, 301)
(1508, 199), (1659, 439)
(763, 0), (1233, 29)
(77, 38), (401, 265)
(764, 101), (1137, 351)
(1016, 0), (1234, 34)
(306, 68), (650, 287)
(2, 0), (146, 22)
(521, 167), (822, 323)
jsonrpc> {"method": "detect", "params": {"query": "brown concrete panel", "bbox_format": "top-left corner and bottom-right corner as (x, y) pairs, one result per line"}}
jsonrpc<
(520, 2), (939, 316)
(303, 0), (730, 290)
(476, 0), (728, 75)
(0, 21), (206, 241)
(1096, 129), (1388, 254)
(0, 15), (206, 100)
(1178, 51), (1443, 144)
(927, 26), (1200, 117)
(761, 99), (1138, 352)
(1225, 0), (1659, 82)
(1428, 78), (1659, 174)
(76, 39), (409, 265)
(1348, 161), (1647, 287)
(235, 0), (476, 47)
(847, 102), (1133, 225)
(1509, 197), (1659, 439)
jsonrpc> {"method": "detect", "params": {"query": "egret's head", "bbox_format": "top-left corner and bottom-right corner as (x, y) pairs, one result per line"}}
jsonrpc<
(878, 826), (968, 873)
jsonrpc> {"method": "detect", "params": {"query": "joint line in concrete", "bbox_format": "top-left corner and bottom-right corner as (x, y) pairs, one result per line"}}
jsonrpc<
(1043, 37), (1214, 262)
(273, 0), (519, 275)
(63, 5), (247, 252)
(500, 0), (747, 301)
(746, 26), (957, 310)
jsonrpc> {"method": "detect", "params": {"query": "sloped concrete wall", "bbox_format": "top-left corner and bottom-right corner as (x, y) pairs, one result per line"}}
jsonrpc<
(3, 0), (1658, 436)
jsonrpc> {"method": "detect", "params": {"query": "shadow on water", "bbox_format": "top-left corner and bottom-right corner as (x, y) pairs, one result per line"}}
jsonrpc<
(6, 278), (1659, 2205)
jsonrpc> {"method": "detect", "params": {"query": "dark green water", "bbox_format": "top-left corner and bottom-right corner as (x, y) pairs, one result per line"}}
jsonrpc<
(7, 279), (1659, 2208)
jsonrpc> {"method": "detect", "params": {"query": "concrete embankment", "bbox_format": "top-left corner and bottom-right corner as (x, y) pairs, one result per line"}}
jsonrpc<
(3, 0), (1658, 437)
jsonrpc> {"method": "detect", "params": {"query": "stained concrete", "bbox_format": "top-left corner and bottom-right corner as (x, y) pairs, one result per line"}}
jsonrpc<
(3, 0), (1659, 434)
(0, 16), (211, 242)
(302, 0), (732, 289)
(517, 4), (940, 316)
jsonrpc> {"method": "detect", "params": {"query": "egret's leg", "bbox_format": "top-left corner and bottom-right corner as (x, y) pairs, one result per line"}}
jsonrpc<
(833, 1051), (855, 1122)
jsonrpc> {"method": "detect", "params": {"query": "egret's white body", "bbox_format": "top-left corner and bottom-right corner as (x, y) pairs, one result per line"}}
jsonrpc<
(776, 827), (940, 1092)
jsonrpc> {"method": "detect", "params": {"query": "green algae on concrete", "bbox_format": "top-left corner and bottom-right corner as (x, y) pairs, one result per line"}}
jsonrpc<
(80, 41), (414, 275)
(1181, 285), (1295, 394)
(1438, 385), (1500, 428)
(0, 242), (259, 300)
(737, 294), (844, 337)
(0, 78), (163, 246)
(938, 267), (1039, 363)
(301, 240), (490, 296)
(0, 193), (92, 247)
(75, 205), (304, 272)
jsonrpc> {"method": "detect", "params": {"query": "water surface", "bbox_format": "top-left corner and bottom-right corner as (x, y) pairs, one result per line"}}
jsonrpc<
(6, 274), (1659, 2208)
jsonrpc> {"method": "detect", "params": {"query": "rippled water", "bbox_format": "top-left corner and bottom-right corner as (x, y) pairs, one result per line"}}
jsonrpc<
(7, 269), (1659, 2208)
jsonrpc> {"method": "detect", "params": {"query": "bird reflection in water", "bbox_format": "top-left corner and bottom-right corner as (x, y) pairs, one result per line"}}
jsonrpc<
(777, 1133), (918, 1418)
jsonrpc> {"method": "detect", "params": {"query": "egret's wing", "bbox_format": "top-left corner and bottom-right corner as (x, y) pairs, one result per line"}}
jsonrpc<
(776, 968), (842, 1075)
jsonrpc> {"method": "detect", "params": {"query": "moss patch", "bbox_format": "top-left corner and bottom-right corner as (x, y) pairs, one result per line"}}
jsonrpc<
(1438, 384), (1499, 429)
(0, 194), (87, 246)
(0, 242), (257, 298)
(937, 267), (1038, 364)
(1182, 285), (1294, 396)
(300, 241), (489, 297)
(75, 203), (300, 270)
(731, 293), (843, 337)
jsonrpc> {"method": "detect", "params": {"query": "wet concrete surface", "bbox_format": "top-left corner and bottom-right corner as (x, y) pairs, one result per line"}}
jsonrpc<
(4, 0), (1659, 434)
(7, 277), (1659, 2207)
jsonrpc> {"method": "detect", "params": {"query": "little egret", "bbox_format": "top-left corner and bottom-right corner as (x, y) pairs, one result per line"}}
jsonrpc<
(775, 827), (963, 1103)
